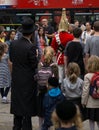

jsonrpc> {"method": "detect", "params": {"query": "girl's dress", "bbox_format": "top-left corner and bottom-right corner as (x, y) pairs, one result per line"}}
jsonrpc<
(0, 54), (11, 89)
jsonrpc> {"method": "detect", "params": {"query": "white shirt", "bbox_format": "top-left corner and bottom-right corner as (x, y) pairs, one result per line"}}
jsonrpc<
(81, 30), (93, 44)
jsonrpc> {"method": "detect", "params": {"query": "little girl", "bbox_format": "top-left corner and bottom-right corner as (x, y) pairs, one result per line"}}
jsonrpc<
(61, 62), (84, 119)
(52, 100), (83, 130)
(61, 62), (83, 103)
(0, 43), (11, 103)
(82, 55), (99, 130)
(37, 46), (58, 130)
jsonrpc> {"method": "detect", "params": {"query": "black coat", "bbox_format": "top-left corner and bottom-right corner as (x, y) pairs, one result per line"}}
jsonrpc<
(9, 37), (38, 116)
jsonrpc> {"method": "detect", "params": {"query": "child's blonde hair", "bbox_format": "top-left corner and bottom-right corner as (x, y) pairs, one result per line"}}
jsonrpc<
(87, 55), (99, 73)
(0, 42), (5, 61)
(43, 46), (54, 65)
(52, 105), (83, 130)
(67, 62), (80, 83)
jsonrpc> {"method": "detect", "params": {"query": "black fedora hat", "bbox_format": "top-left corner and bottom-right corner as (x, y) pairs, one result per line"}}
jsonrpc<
(21, 18), (35, 34)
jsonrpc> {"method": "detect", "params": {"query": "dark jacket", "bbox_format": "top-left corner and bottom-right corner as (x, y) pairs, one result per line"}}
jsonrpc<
(9, 36), (38, 116)
(42, 88), (65, 130)
(64, 41), (85, 76)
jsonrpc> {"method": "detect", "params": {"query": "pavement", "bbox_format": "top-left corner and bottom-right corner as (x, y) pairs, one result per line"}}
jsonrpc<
(0, 92), (98, 130)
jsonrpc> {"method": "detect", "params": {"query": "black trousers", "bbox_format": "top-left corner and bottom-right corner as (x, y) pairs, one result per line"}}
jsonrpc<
(13, 115), (32, 130)
(0, 87), (10, 98)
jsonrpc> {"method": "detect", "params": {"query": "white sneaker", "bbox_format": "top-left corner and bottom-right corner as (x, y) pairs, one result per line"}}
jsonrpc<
(2, 97), (10, 104)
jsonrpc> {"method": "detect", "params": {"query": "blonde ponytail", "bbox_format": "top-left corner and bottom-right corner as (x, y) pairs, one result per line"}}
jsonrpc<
(67, 62), (80, 83)
(69, 73), (78, 83)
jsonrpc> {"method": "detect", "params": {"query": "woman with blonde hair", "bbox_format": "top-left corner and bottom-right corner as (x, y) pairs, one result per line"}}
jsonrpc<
(82, 55), (99, 130)
(52, 100), (83, 130)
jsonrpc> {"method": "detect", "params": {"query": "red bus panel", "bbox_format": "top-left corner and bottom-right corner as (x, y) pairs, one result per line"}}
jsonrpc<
(16, 0), (99, 9)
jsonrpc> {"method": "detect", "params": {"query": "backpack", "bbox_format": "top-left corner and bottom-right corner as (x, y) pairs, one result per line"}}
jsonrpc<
(89, 72), (99, 99)
(36, 65), (53, 92)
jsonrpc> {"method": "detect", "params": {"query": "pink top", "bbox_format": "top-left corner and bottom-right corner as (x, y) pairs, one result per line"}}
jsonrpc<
(39, 37), (46, 50)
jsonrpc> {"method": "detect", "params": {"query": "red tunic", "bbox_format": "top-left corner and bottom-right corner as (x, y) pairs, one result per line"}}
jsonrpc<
(51, 32), (74, 65)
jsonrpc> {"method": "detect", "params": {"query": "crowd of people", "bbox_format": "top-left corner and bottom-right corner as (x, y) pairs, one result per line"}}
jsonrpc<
(0, 8), (99, 130)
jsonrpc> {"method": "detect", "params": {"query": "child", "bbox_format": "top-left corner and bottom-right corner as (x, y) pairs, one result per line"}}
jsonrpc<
(36, 46), (59, 130)
(52, 100), (83, 130)
(0, 43), (11, 103)
(82, 55), (99, 130)
(39, 46), (55, 64)
(61, 62), (83, 110)
(42, 77), (65, 130)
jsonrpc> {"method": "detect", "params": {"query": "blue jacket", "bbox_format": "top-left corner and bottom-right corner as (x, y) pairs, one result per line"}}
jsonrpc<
(42, 88), (65, 128)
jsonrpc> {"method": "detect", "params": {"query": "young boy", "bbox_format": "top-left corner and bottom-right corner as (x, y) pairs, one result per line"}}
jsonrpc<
(41, 77), (65, 130)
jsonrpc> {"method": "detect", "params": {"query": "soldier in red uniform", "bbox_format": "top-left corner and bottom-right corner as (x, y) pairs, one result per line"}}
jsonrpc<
(51, 8), (74, 85)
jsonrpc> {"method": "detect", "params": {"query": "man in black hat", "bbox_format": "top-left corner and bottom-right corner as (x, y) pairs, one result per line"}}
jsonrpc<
(9, 19), (38, 130)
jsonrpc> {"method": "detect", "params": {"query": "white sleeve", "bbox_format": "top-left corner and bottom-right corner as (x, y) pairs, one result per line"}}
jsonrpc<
(81, 74), (90, 105)
(81, 31), (85, 40)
